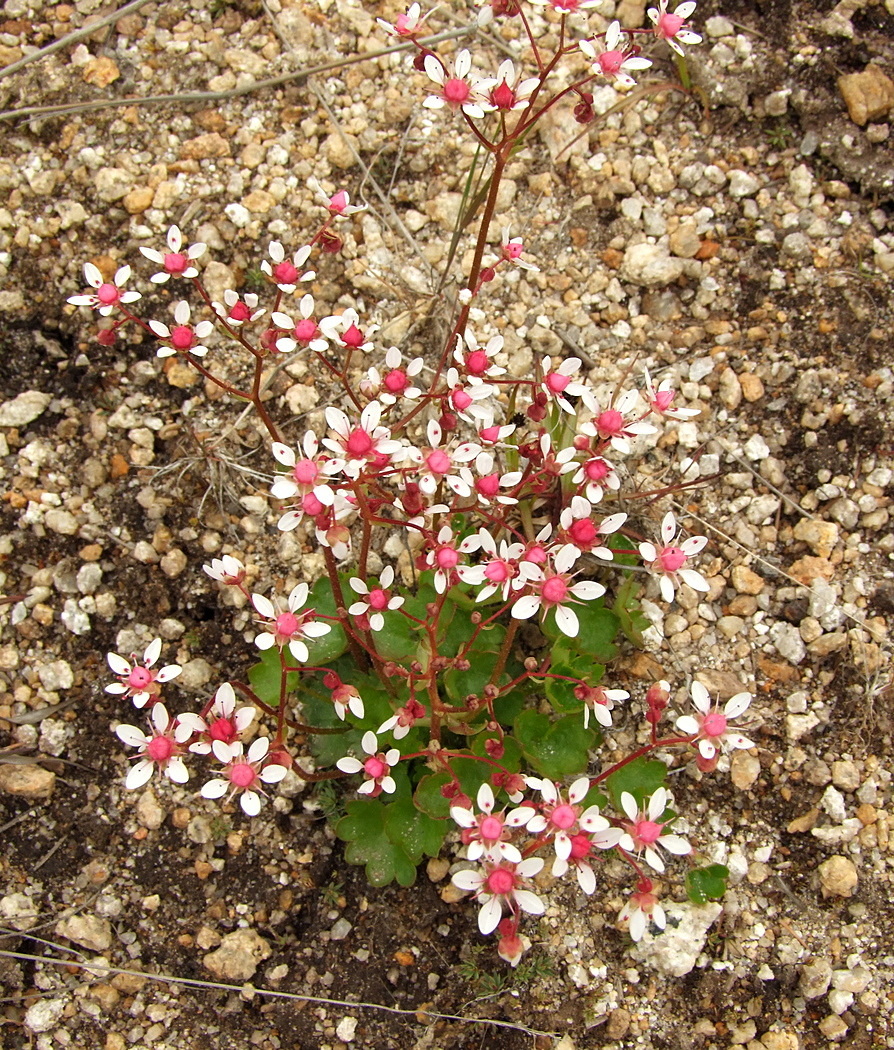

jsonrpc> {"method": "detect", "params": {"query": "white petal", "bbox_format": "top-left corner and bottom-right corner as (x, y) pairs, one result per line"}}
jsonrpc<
(658, 834), (691, 856)
(125, 761), (154, 790)
(724, 692), (752, 719)
(240, 790), (262, 816)
(452, 869), (483, 892)
(201, 778), (229, 799)
(478, 896), (503, 935)
(514, 890), (544, 916)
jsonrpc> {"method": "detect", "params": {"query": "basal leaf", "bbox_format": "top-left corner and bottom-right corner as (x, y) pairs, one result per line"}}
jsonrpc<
(686, 864), (730, 904)
(603, 757), (667, 809)
(514, 710), (595, 779)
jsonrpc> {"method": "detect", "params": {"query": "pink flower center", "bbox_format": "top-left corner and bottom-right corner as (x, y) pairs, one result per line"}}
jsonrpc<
(658, 546), (686, 573)
(146, 735), (174, 763)
(465, 349), (488, 375)
(568, 832), (592, 860)
(273, 261), (299, 285)
(546, 372), (571, 393)
(658, 11), (685, 37)
(293, 459), (319, 485)
(436, 546), (459, 570)
(443, 78), (471, 105)
(486, 867), (516, 896)
(596, 409), (624, 437)
(163, 251), (188, 274)
(96, 283), (121, 306)
(585, 458), (609, 481)
(634, 818), (662, 845)
(302, 492), (324, 516)
(476, 474), (500, 498)
(342, 323), (364, 348)
(541, 576), (569, 605)
(550, 803), (577, 830)
(653, 389), (676, 412)
(329, 190), (349, 214)
(128, 667), (154, 690)
(367, 587), (389, 611)
(491, 80), (516, 110)
(479, 425), (500, 442)
(294, 318), (319, 342)
(485, 559), (510, 583)
(452, 389), (472, 411)
(346, 428), (373, 456)
(209, 717), (236, 743)
(229, 301), (251, 321)
(703, 712), (728, 738)
(275, 611), (300, 637)
(395, 12), (416, 34)
(503, 241), (524, 259)
(229, 761), (256, 789)
(525, 545), (548, 565)
(171, 325), (195, 350)
(569, 519), (597, 546)
(426, 449), (451, 475)
(598, 50), (625, 75)
(480, 815), (504, 842)
(384, 369), (408, 393)
(364, 755), (387, 780)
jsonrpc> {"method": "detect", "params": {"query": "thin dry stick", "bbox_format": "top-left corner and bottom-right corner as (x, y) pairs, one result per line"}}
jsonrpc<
(0, 950), (557, 1039)
(0, 27), (473, 122)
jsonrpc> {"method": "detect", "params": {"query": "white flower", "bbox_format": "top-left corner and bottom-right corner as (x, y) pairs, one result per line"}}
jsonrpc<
(139, 225), (206, 283)
(260, 241), (314, 293)
(510, 544), (606, 638)
(579, 23), (652, 88)
(423, 50), (486, 120)
(115, 703), (191, 790)
(451, 858), (545, 935)
(648, 1), (702, 56)
(67, 263), (141, 316)
(203, 555), (246, 585)
(106, 638), (181, 709)
(336, 731), (400, 796)
(675, 681), (753, 760)
(177, 682), (256, 755)
(348, 566), (405, 632)
(638, 511), (709, 603)
(449, 782), (536, 863)
(252, 583), (332, 663)
(617, 788), (691, 873)
(200, 737), (287, 816)
(147, 300), (213, 358)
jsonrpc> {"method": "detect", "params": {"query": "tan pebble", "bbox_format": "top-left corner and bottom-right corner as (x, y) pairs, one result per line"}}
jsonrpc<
(79, 543), (103, 561)
(195, 860), (214, 880)
(838, 64), (894, 125)
(109, 453), (129, 479)
(740, 373), (764, 401)
(807, 633), (847, 657)
(171, 807), (191, 829)
(606, 1007), (631, 1039)
(0, 763), (55, 799)
(426, 857), (450, 883)
(242, 189), (276, 213)
(730, 751), (761, 790)
(761, 1034), (800, 1050)
(789, 556), (836, 585)
(747, 861), (770, 884)
(110, 971), (146, 993)
(82, 57), (120, 87)
(787, 807), (819, 833)
(123, 187), (154, 214)
(856, 803), (877, 826)
(88, 983), (120, 1011)
(180, 132), (231, 160)
(393, 950), (415, 966)
(104, 1034), (126, 1050)
(876, 810), (889, 849)
(793, 519), (840, 558)
(818, 855), (858, 898)
(731, 564), (764, 595)
(165, 361), (199, 388)
(439, 882), (466, 904)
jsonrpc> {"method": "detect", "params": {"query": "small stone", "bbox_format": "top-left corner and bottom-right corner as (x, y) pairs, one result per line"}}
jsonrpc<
(831, 760), (860, 792)
(203, 928), (271, 981)
(620, 242), (684, 287)
(82, 56), (120, 87)
(123, 186), (154, 214)
(818, 855), (858, 898)
(705, 14), (735, 36)
(799, 957), (833, 999)
(160, 548), (188, 578)
(55, 914), (113, 951)
(728, 170), (761, 198)
(25, 998), (66, 1033)
(178, 658), (214, 690)
(330, 917), (353, 940)
(740, 373), (764, 401)
(832, 965), (871, 993)
(606, 1007), (631, 1039)
(45, 508), (79, 535)
(0, 390), (52, 427)
(324, 131), (357, 170)
(793, 519), (839, 558)
(788, 807), (820, 833)
(180, 133), (231, 160)
(717, 615), (745, 638)
(838, 64), (894, 126)
(743, 433), (770, 460)
(94, 167), (133, 203)
(242, 189), (276, 213)
(770, 622), (806, 664)
(630, 901), (722, 976)
(732, 565), (764, 595)
(730, 751), (760, 790)
(761, 1035), (799, 1050)
(335, 1016), (358, 1042)
(166, 361), (200, 389)
(818, 1014), (848, 1041)
(718, 367), (742, 409)
(37, 659), (74, 691)
(136, 788), (165, 830)
(827, 988), (853, 1015)
(669, 222), (701, 258)
(0, 764), (55, 799)
(224, 48), (266, 76)
(0, 892), (38, 930)
(821, 785), (847, 822)
(426, 857), (450, 882)
(808, 633), (848, 657)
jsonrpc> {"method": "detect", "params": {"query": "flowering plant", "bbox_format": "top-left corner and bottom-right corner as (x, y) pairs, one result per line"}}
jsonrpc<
(67, 0), (747, 965)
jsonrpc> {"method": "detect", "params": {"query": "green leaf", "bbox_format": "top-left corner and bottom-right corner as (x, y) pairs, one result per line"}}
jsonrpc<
(544, 641), (606, 714)
(247, 646), (299, 709)
(603, 757), (667, 809)
(540, 602), (619, 662)
(335, 794), (447, 888)
(514, 710), (595, 779)
(613, 573), (650, 648)
(304, 576), (348, 665)
(414, 772), (453, 820)
(372, 607), (420, 662)
(686, 864), (729, 904)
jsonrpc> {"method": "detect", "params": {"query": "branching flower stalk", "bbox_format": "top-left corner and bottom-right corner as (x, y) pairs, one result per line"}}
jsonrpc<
(72, 0), (747, 964)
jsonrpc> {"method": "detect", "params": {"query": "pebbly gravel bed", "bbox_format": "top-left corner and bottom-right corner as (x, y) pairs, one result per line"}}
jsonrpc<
(1, 1), (893, 1048)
